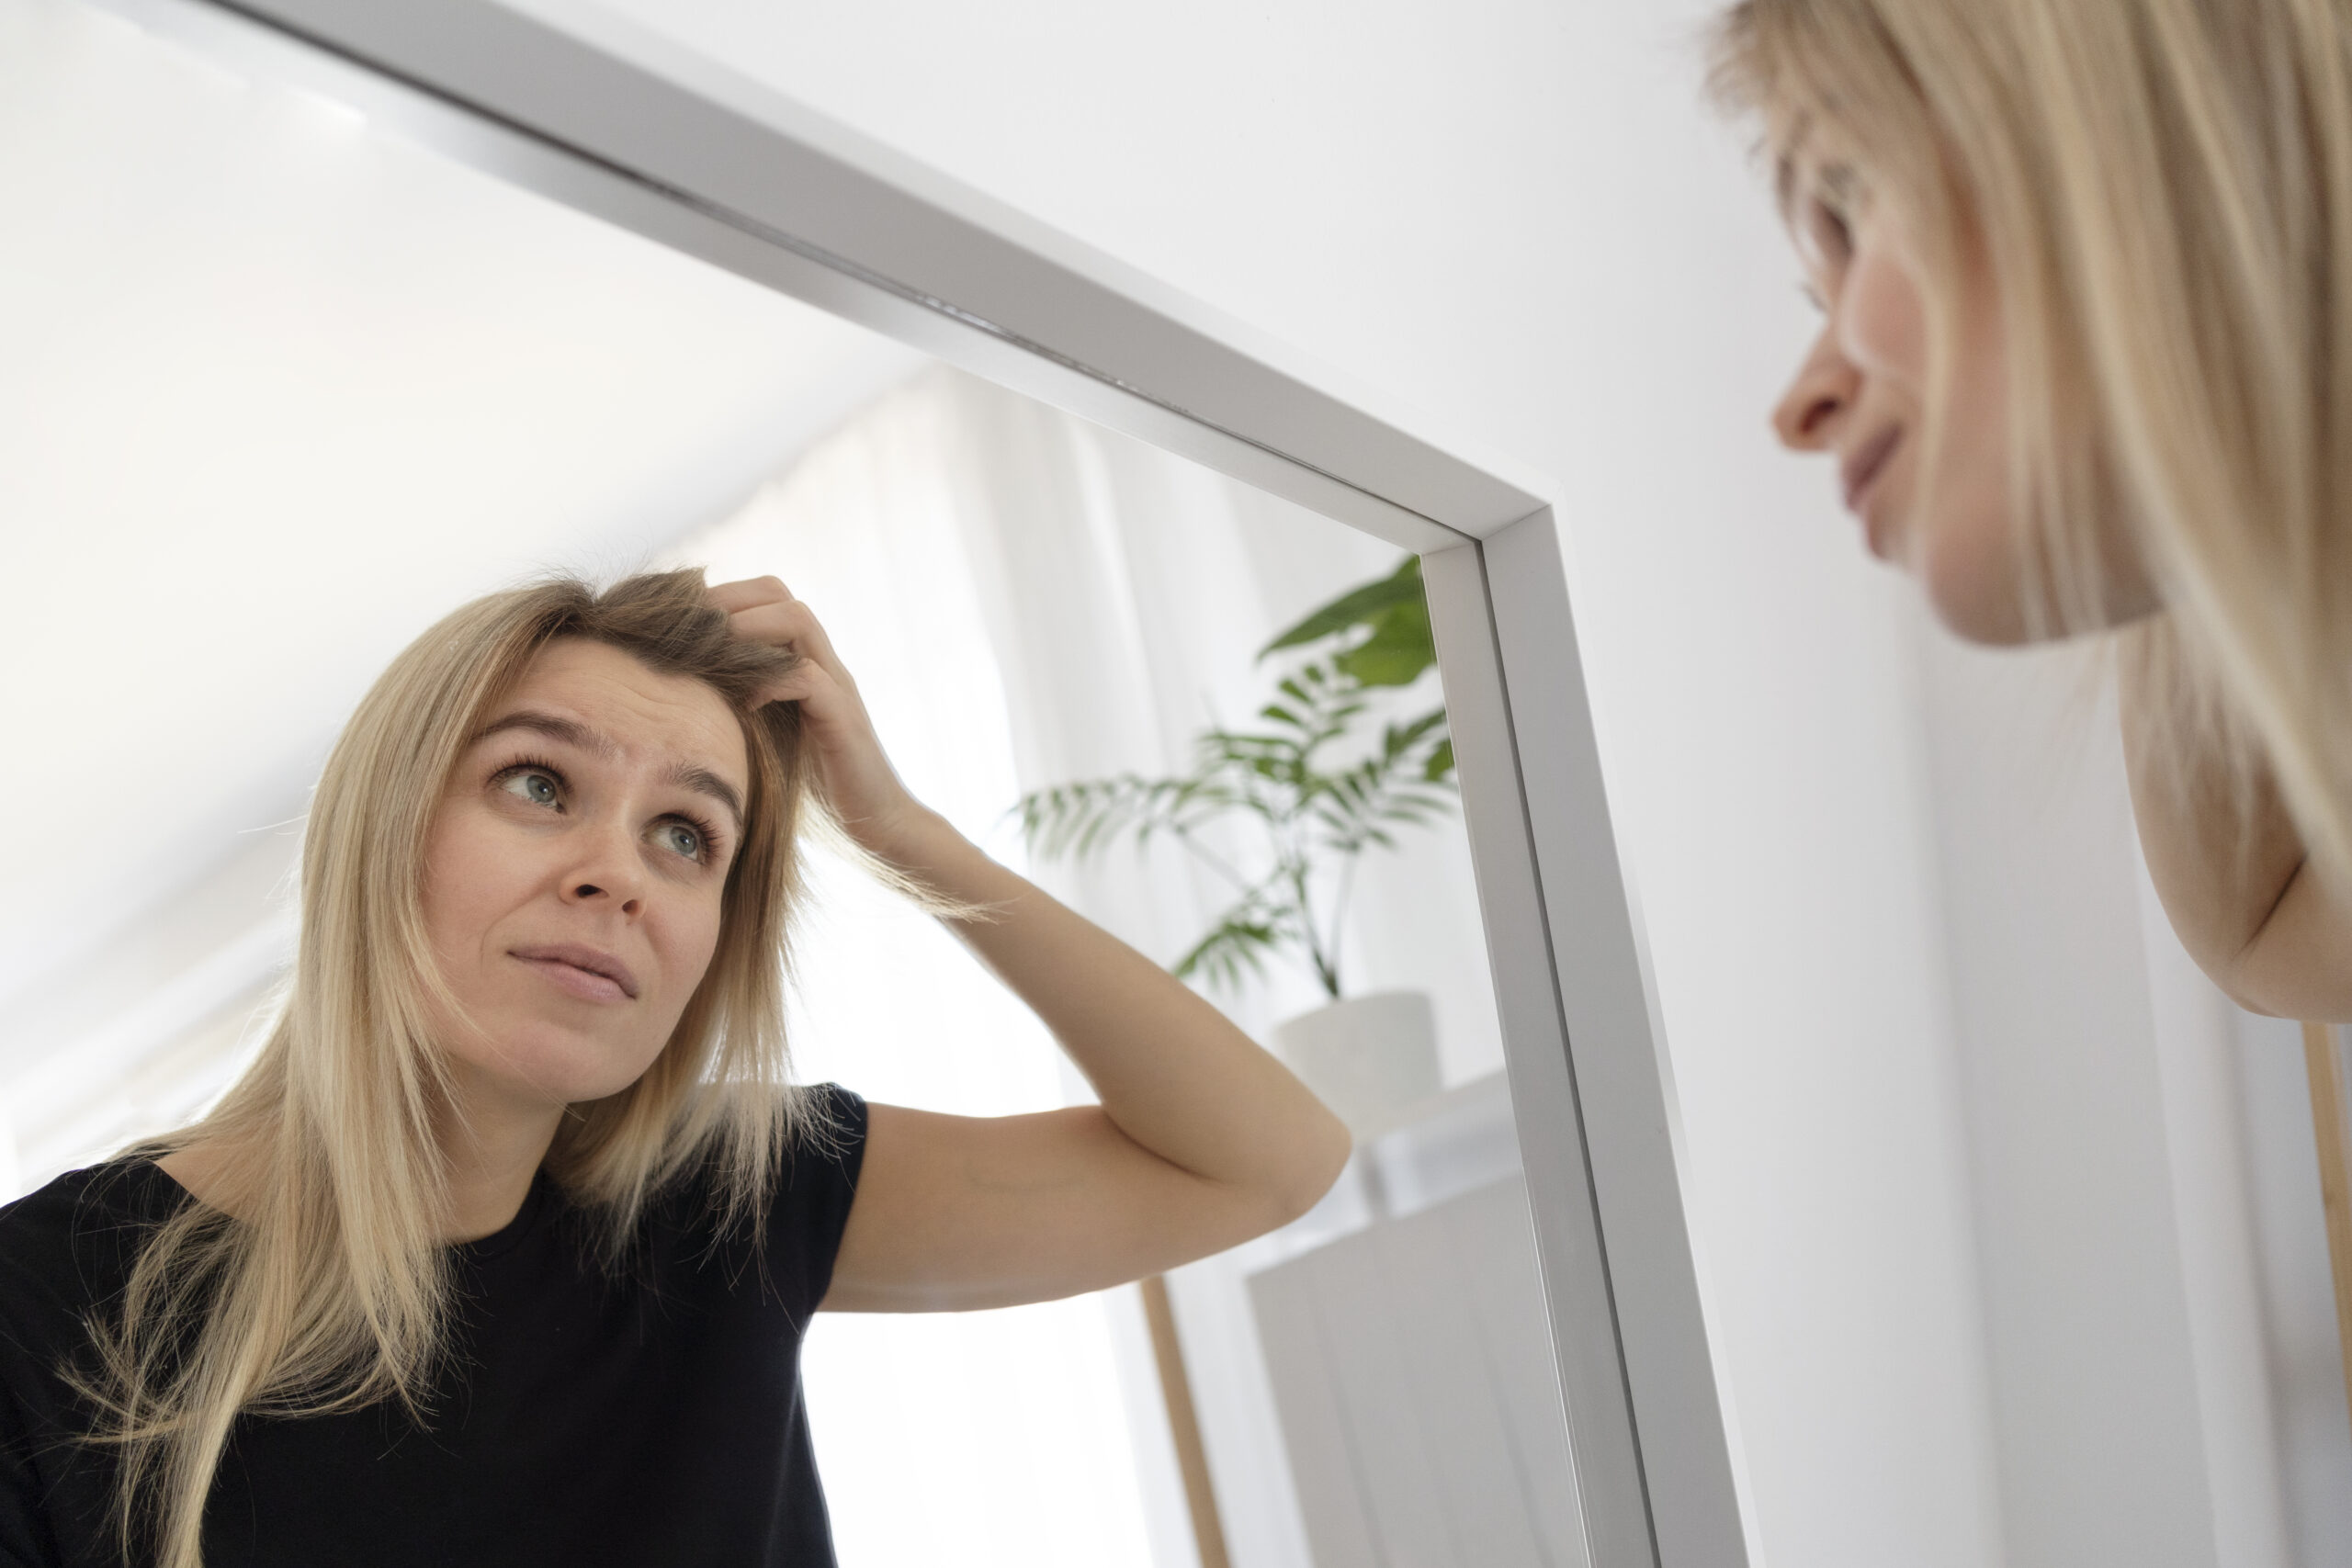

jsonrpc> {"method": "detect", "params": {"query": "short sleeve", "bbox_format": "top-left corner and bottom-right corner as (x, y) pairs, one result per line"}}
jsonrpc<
(769, 1084), (868, 1316)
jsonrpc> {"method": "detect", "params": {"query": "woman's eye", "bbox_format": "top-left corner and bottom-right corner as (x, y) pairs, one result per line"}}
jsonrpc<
(1805, 197), (1853, 265)
(656, 821), (705, 861)
(500, 769), (561, 808)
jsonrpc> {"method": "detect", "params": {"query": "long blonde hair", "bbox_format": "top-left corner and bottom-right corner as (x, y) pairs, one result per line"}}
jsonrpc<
(1713, 0), (2352, 890)
(84, 569), (822, 1568)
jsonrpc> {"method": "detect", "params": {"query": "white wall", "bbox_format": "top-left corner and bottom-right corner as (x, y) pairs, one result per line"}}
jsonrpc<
(567, 1), (2008, 1562)
(1905, 626), (2278, 1568)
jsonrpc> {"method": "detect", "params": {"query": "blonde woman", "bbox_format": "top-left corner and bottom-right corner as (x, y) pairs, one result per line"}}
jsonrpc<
(0, 569), (1351, 1568)
(1714, 0), (2352, 1021)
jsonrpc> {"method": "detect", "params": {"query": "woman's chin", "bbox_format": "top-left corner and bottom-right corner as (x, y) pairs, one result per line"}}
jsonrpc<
(1915, 526), (2040, 646)
(447, 1026), (665, 1112)
(1926, 580), (2037, 645)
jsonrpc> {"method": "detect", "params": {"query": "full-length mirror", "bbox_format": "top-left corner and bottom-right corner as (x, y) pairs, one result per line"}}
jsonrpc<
(0, 2), (1692, 1564)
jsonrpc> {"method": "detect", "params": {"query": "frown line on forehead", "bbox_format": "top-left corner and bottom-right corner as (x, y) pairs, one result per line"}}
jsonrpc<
(472, 709), (745, 833)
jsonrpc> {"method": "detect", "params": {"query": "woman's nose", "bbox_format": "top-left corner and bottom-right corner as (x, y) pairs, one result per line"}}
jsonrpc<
(560, 824), (646, 918)
(1772, 324), (1859, 451)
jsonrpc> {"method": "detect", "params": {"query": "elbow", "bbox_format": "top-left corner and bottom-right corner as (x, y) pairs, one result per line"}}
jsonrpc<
(2219, 977), (2283, 1018)
(2203, 948), (2344, 1021)
(2200, 943), (2267, 1014)
(2211, 927), (2297, 1019)
(1267, 1104), (1352, 1226)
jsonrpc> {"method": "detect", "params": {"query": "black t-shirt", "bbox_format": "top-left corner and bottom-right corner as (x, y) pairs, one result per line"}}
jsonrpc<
(0, 1085), (867, 1568)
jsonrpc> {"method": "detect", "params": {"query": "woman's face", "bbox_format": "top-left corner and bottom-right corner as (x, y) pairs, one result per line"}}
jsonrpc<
(420, 637), (751, 1113)
(1769, 134), (2044, 642)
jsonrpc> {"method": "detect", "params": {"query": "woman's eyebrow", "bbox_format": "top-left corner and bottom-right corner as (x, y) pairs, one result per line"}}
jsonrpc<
(474, 709), (608, 756)
(473, 710), (744, 833)
(664, 762), (744, 836)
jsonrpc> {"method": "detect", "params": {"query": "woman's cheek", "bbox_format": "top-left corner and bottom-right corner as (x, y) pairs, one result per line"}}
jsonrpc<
(1838, 233), (1930, 390)
(419, 807), (511, 984)
(652, 899), (728, 1021)
(1918, 322), (2034, 641)
(1851, 219), (2044, 643)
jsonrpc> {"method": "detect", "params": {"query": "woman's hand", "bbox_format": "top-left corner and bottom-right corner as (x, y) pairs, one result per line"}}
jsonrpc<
(707, 576), (928, 858)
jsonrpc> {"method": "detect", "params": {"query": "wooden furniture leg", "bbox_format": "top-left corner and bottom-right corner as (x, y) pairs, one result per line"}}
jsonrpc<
(2301, 1021), (2352, 1431)
(1141, 1274), (1232, 1568)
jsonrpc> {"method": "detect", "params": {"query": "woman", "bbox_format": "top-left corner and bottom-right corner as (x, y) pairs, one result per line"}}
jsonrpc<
(1715, 0), (2352, 1021)
(0, 569), (1351, 1567)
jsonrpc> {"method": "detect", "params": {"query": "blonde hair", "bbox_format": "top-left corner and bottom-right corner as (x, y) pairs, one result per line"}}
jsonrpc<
(83, 569), (823, 1568)
(1712, 0), (2352, 889)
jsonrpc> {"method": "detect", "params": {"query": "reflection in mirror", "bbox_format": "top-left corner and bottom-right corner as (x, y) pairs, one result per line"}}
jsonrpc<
(0, 3), (1574, 1565)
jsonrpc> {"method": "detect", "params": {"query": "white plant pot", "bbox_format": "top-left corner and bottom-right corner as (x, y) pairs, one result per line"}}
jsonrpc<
(1272, 991), (1442, 1138)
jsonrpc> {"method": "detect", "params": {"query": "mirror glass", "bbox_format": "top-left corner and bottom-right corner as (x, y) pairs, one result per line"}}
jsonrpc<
(0, 4), (1577, 1564)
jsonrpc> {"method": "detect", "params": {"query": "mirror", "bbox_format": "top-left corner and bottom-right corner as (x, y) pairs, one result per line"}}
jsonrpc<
(0, 1), (1668, 1564)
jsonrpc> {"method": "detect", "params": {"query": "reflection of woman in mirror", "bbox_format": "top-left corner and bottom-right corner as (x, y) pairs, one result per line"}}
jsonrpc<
(1716, 1), (2352, 1021)
(0, 570), (1350, 1567)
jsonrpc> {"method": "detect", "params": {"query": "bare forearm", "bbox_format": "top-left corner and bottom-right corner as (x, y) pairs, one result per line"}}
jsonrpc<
(870, 807), (1351, 1215)
(2120, 666), (2352, 1019)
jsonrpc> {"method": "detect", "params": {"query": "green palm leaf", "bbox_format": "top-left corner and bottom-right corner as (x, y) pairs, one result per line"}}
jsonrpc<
(1011, 553), (1458, 1000)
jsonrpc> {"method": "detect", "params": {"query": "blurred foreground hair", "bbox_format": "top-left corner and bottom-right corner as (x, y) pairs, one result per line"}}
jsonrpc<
(1713, 0), (2352, 890)
(84, 569), (821, 1568)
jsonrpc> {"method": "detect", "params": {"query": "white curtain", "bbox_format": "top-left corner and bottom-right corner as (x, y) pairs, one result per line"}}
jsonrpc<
(676, 366), (1503, 1568)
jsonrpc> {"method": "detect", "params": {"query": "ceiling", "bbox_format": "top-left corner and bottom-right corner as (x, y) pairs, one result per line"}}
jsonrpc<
(0, 0), (924, 1006)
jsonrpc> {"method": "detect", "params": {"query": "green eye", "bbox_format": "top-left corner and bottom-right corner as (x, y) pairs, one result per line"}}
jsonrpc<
(658, 821), (704, 860)
(501, 769), (560, 807)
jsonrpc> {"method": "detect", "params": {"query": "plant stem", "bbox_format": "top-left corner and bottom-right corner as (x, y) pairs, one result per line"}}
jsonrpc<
(1289, 856), (1340, 998)
(1326, 854), (1359, 994)
(1168, 825), (1256, 897)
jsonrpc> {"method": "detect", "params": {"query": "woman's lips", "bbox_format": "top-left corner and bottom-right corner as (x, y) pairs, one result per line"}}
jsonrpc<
(1841, 426), (1902, 514)
(511, 944), (639, 1003)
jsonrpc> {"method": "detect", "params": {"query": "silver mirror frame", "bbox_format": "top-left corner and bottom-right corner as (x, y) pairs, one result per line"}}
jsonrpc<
(74, 1), (1748, 1560)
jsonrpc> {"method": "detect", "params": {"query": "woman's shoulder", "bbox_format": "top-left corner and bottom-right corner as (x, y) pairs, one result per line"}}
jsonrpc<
(0, 1161), (182, 1376)
(649, 1083), (868, 1215)
(628, 1085), (868, 1276)
(780, 1082), (868, 1185)
(0, 1161), (182, 1303)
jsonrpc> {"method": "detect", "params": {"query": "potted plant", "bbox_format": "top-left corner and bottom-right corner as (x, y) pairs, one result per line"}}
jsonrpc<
(1012, 556), (1455, 1133)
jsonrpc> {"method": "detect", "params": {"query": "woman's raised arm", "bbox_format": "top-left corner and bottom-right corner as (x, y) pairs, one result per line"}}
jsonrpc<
(709, 576), (1352, 1311)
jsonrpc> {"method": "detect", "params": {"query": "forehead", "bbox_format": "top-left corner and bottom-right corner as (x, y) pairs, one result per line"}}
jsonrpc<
(488, 637), (748, 785)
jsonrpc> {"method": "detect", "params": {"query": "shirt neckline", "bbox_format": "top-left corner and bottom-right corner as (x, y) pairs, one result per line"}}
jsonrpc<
(136, 1157), (553, 1260)
(457, 1168), (551, 1261)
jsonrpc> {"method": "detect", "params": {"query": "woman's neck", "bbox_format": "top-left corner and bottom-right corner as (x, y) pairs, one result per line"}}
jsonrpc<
(153, 1068), (565, 1243)
(433, 1061), (567, 1241)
